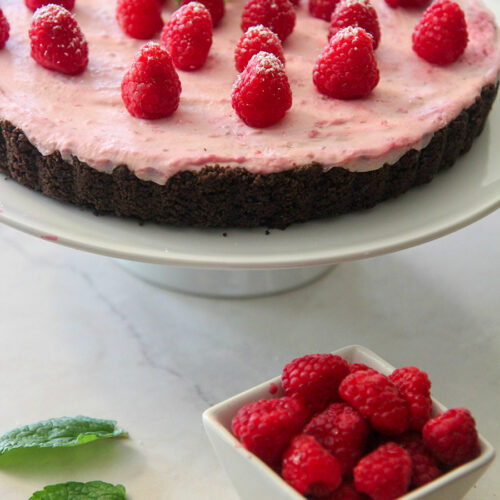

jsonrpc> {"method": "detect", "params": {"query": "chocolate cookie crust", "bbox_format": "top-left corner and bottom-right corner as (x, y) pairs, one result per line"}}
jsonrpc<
(0, 84), (497, 228)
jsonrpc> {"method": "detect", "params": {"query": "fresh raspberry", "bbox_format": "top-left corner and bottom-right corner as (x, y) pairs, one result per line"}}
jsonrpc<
(339, 370), (409, 435)
(385, 0), (430, 7)
(232, 396), (307, 466)
(348, 363), (376, 374)
(282, 354), (349, 416)
(25, 0), (75, 12)
(232, 51), (292, 128)
(313, 27), (379, 100)
(241, 0), (296, 42)
(235, 25), (284, 72)
(161, 2), (212, 71)
(354, 443), (412, 500)
(309, 0), (341, 21)
(282, 434), (342, 497)
(412, 0), (468, 66)
(29, 4), (88, 75)
(0, 9), (9, 49)
(422, 408), (480, 466)
(389, 366), (432, 431)
(393, 432), (442, 489)
(180, 0), (224, 27)
(328, 0), (381, 49)
(116, 0), (163, 40)
(323, 481), (368, 500)
(304, 403), (369, 476)
(121, 42), (181, 119)
(408, 448), (442, 489)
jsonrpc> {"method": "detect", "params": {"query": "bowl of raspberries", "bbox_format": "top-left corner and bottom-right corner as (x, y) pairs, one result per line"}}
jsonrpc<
(203, 345), (494, 500)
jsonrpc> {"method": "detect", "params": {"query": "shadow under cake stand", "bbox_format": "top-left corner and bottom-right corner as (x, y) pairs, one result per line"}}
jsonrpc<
(1, 108), (499, 297)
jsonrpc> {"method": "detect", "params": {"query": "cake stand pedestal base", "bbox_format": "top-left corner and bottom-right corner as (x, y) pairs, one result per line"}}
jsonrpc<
(114, 260), (335, 298)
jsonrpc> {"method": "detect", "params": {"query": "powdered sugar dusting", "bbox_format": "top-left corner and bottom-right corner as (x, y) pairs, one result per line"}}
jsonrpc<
(33, 3), (71, 22)
(333, 25), (365, 42)
(184, 1), (207, 15)
(245, 24), (278, 40)
(251, 51), (285, 75)
(340, 0), (374, 8)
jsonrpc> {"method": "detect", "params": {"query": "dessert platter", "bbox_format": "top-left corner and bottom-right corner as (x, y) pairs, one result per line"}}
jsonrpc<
(0, 0), (499, 296)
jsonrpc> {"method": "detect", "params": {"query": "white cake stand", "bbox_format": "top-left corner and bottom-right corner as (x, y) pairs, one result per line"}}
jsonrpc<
(1, 104), (499, 297)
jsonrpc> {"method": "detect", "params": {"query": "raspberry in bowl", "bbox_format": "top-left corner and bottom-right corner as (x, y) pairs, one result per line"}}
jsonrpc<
(202, 345), (494, 500)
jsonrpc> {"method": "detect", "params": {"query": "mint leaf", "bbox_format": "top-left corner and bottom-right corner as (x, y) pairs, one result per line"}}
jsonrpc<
(29, 480), (126, 499)
(0, 416), (126, 455)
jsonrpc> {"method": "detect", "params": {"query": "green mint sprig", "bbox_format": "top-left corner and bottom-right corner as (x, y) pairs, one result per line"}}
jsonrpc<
(0, 416), (126, 455)
(29, 480), (126, 499)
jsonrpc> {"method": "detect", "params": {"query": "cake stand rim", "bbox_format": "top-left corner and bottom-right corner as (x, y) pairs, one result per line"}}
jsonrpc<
(1, 111), (500, 269)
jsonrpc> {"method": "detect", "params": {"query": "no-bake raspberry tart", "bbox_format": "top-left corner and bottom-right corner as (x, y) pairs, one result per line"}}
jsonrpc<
(0, 0), (498, 228)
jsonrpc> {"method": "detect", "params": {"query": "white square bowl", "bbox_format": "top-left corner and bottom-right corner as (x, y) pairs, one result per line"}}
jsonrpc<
(203, 345), (495, 500)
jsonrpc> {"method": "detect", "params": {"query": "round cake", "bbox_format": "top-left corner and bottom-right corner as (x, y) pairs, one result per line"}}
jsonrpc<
(0, 0), (499, 227)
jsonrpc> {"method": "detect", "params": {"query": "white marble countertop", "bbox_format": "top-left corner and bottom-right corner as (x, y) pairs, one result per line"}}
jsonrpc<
(0, 211), (499, 499)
